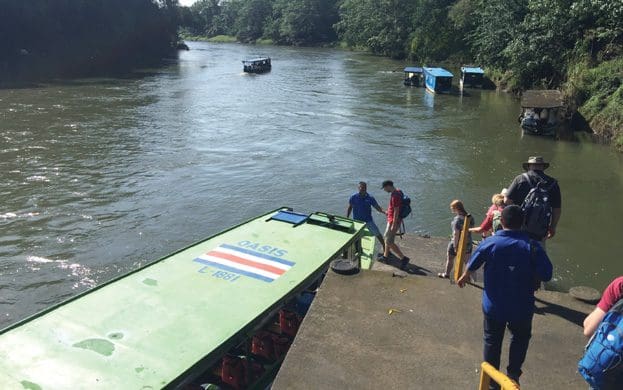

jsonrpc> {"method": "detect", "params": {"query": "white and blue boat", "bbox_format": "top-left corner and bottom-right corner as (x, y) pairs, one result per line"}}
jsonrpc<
(403, 67), (423, 87)
(423, 67), (453, 94)
(460, 66), (485, 89)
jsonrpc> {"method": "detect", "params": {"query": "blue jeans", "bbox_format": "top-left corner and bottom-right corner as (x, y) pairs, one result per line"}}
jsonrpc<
(483, 314), (532, 388)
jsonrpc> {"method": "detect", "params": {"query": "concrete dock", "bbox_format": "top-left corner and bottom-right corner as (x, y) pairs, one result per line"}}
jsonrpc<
(273, 235), (594, 389)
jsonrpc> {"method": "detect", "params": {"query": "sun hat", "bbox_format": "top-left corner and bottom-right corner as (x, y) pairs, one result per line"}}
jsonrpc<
(522, 156), (550, 171)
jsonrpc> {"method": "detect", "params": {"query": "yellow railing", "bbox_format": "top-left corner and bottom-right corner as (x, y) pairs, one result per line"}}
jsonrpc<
(479, 362), (521, 390)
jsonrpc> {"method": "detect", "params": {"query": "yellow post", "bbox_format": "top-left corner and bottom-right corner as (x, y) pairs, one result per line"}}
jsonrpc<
(479, 362), (521, 390)
(454, 214), (472, 282)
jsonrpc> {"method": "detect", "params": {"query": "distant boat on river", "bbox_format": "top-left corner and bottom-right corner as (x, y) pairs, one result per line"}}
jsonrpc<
(519, 90), (565, 136)
(403, 66), (423, 87)
(423, 67), (453, 94)
(460, 65), (485, 89)
(243, 57), (271, 73)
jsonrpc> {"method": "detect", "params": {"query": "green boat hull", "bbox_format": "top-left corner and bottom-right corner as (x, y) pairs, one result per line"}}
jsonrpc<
(0, 209), (370, 389)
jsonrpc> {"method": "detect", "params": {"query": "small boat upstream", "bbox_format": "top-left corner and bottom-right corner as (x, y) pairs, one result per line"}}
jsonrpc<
(518, 90), (565, 137)
(403, 67), (423, 87)
(0, 208), (375, 389)
(242, 57), (271, 74)
(459, 66), (485, 89)
(423, 67), (454, 94)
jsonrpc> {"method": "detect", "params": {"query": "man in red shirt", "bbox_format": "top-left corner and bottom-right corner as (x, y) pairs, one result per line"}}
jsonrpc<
(583, 276), (623, 337)
(378, 180), (410, 270)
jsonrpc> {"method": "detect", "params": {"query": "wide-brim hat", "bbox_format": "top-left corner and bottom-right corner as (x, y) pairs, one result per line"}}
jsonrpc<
(522, 156), (550, 170)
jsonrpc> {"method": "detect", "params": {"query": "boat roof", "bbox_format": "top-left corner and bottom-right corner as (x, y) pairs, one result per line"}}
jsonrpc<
(521, 90), (564, 108)
(461, 66), (484, 74)
(0, 209), (367, 389)
(243, 57), (270, 63)
(404, 67), (422, 73)
(423, 67), (453, 78)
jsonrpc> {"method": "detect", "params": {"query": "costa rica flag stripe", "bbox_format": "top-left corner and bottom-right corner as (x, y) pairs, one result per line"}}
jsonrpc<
(194, 244), (295, 283)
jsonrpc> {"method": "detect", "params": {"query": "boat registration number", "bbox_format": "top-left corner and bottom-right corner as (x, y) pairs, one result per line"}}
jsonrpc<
(198, 267), (241, 282)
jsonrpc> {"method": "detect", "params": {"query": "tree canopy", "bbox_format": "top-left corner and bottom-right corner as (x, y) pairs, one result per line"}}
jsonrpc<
(0, 0), (180, 82)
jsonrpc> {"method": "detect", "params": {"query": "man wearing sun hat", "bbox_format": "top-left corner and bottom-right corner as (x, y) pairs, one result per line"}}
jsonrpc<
(505, 156), (562, 243)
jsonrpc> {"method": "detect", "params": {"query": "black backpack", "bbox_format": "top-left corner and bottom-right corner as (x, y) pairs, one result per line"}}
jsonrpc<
(520, 173), (556, 239)
(398, 190), (412, 219)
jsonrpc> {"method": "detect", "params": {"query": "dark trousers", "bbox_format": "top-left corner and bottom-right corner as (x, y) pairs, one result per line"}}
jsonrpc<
(483, 314), (532, 386)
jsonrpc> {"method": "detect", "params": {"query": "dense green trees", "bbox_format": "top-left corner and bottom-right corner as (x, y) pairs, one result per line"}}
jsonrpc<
(181, 0), (622, 143)
(0, 0), (180, 82)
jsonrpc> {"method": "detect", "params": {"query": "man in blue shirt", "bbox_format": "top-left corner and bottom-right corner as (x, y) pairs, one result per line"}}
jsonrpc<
(346, 182), (386, 251)
(458, 205), (552, 387)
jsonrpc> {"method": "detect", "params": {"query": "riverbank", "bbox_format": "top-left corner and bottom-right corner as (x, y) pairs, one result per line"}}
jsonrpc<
(273, 235), (593, 389)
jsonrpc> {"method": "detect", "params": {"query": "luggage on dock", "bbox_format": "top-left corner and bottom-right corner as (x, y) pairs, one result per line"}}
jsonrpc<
(578, 299), (623, 388)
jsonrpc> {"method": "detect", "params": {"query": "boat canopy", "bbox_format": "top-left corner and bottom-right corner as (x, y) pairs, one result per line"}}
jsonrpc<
(404, 67), (423, 73)
(461, 66), (484, 74)
(423, 67), (453, 78)
(243, 57), (270, 63)
(0, 209), (367, 389)
(521, 90), (564, 108)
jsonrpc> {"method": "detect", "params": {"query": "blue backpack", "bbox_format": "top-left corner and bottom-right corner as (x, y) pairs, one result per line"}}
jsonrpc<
(578, 299), (623, 389)
(398, 190), (412, 219)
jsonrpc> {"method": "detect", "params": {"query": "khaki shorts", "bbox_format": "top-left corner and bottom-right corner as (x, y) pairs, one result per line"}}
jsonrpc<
(384, 223), (397, 245)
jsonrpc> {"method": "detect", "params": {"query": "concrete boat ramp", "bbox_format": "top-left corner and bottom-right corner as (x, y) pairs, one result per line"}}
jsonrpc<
(273, 235), (594, 389)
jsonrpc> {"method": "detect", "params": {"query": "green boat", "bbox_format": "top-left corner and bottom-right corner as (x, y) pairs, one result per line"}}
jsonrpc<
(0, 208), (374, 389)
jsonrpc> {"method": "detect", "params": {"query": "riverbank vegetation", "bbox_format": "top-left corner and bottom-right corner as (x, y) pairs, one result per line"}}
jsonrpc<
(181, 0), (623, 148)
(0, 0), (180, 83)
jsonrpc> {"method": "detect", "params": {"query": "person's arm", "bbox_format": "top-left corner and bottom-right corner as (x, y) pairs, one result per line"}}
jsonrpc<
(390, 193), (401, 231)
(452, 227), (460, 249)
(548, 208), (561, 238)
(458, 248), (486, 287)
(346, 204), (352, 219)
(505, 176), (522, 205)
(371, 197), (385, 214)
(469, 226), (484, 233)
(391, 207), (400, 231)
(534, 244), (553, 282)
(583, 307), (607, 337)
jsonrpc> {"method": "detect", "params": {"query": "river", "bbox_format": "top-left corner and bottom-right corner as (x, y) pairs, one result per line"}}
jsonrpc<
(1, 42), (622, 327)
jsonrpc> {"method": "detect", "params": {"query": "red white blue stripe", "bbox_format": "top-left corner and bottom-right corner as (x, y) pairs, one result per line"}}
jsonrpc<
(194, 244), (295, 283)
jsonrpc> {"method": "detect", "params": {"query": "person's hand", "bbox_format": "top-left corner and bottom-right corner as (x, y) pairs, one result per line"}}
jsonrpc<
(547, 226), (556, 239)
(457, 272), (470, 288)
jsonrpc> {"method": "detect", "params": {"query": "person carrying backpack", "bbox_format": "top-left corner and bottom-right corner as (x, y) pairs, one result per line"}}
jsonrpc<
(505, 156), (562, 247)
(580, 276), (623, 389)
(378, 180), (411, 271)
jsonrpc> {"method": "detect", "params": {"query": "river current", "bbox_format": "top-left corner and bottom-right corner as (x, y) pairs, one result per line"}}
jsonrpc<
(1, 42), (622, 327)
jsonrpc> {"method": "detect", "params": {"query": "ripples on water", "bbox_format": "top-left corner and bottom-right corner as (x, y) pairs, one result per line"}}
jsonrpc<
(1, 42), (623, 326)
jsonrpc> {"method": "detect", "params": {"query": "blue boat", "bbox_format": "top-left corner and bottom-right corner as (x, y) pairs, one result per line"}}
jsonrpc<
(460, 66), (485, 89)
(403, 67), (423, 87)
(423, 67), (453, 94)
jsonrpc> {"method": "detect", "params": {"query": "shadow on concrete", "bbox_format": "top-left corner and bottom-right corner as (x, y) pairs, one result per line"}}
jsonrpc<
(534, 296), (586, 328)
(382, 253), (430, 276)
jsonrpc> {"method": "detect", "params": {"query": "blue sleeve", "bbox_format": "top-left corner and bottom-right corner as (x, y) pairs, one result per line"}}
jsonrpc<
(534, 243), (553, 282)
(467, 243), (488, 272)
(370, 195), (379, 208)
(348, 194), (355, 205)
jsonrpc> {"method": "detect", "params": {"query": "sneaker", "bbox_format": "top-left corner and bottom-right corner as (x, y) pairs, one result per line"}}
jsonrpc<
(399, 257), (410, 270)
(377, 256), (389, 264)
